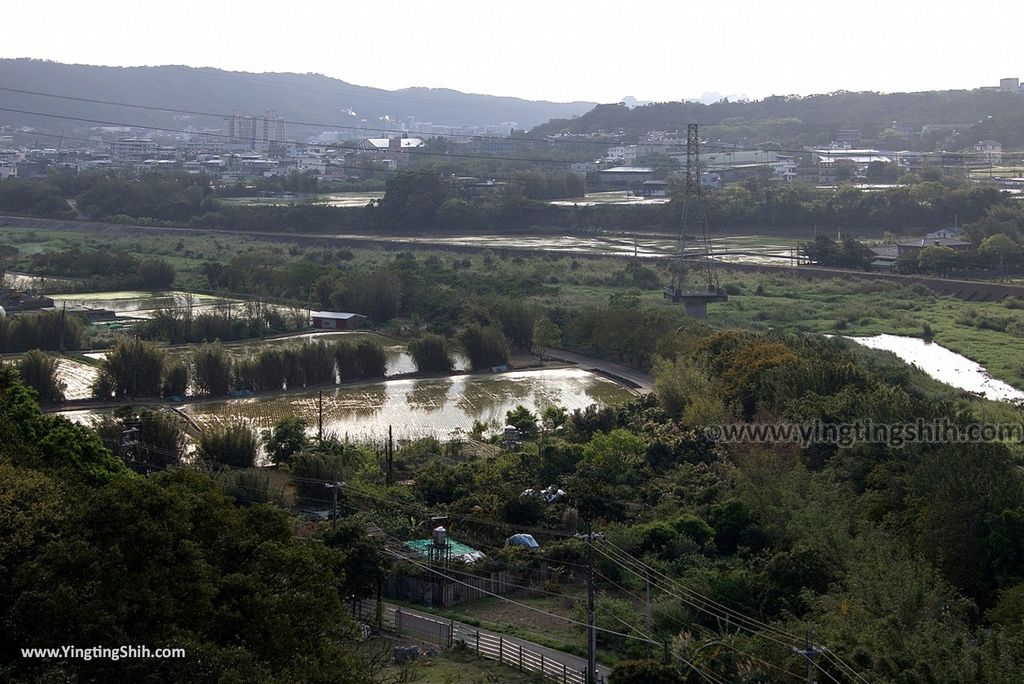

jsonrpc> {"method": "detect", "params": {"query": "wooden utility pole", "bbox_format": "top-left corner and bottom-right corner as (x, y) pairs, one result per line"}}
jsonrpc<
(325, 469), (341, 531)
(586, 519), (597, 683)
(57, 301), (66, 353)
(318, 390), (324, 443)
(645, 568), (653, 659)
(386, 424), (394, 487)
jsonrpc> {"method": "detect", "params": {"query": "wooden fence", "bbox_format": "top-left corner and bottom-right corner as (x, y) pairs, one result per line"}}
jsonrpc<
(460, 628), (589, 684)
(350, 600), (598, 684)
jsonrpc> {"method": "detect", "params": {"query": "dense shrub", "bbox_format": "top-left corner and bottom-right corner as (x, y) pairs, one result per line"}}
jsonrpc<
(198, 421), (258, 468)
(408, 334), (453, 373)
(16, 350), (65, 403)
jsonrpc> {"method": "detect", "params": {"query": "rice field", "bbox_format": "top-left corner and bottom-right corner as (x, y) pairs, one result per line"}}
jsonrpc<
(55, 357), (100, 400)
(49, 290), (277, 320)
(180, 368), (634, 443)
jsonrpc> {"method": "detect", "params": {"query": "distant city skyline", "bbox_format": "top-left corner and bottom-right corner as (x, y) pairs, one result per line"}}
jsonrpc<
(1, 0), (1021, 104)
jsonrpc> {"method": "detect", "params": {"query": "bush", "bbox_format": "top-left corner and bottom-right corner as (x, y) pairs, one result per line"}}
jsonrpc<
(193, 342), (232, 396)
(335, 338), (386, 381)
(610, 660), (685, 684)
(408, 334), (453, 373)
(300, 340), (337, 386)
(262, 416), (310, 465)
(211, 468), (283, 505)
(162, 361), (189, 397)
(17, 350), (65, 403)
(97, 408), (185, 473)
(93, 338), (165, 398)
(199, 421), (258, 468)
(0, 309), (86, 353)
(459, 323), (510, 370)
(255, 348), (287, 391)
(291, 450), (346, 505)
(136, 258), (176, 288)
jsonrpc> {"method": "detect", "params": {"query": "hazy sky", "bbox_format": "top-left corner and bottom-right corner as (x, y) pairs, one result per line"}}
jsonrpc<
(2, 0), (1020, 103)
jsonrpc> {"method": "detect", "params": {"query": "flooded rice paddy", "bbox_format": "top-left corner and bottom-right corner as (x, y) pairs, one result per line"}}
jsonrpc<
(180, 368), (634, 442)
(49, 290), (286, 321)
(316, 232), (794, 264)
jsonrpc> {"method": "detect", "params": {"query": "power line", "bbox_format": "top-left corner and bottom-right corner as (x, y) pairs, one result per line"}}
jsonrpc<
(592, 542), (853, 684)
(379, 544), (658, 646)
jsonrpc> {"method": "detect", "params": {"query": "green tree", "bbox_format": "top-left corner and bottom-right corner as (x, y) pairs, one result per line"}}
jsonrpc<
(192, 342), (232, 396)
(532, 317), (562, 360)
(459, 323), (510, 370)
(408, 333), (453, 373)
(92, 337), (165, 398)
(97, 407), (185, 473)
(610, 661), (685, 684)
(505, 404), (538, 435)
(16, 350), (65, 403)
(161, 360), (189, 397)
(262, 416), (310, 466)
(918, 244), (956, 275)
(136, 257), (176, 288)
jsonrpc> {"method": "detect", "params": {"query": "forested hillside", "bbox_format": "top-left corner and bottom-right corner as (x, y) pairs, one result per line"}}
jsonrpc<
(0, 59), (596, 134)
(532, 90), (1024, 148)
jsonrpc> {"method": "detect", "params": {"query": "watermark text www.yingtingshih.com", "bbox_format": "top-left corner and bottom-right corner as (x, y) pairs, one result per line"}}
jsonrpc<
(704, 418), (1024, 448)
(21, 645), (186, 661)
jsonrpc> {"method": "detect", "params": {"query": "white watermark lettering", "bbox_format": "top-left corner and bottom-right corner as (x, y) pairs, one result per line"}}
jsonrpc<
(20, 645), (185, 661)
(704, 419), (1024, 448)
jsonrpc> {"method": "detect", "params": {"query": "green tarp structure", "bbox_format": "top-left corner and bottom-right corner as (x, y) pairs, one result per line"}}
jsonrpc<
(403, 538), (485, 563)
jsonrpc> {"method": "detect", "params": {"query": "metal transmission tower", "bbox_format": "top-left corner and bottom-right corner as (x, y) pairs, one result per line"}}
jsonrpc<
(664, 123), (727, 318)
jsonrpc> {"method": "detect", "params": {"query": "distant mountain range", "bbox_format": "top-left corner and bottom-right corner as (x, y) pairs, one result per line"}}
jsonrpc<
(530, 89), (1024, 149)
(0, 59), (597, 140)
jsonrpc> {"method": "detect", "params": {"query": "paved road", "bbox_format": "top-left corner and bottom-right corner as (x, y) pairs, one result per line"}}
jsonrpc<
(385, 601), (611, 682)
(541, 348), (654, 394)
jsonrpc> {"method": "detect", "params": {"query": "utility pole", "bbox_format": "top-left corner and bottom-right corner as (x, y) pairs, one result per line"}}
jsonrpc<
(792, 631), (825, 684)
(386, 424), (394, 487)
(325, 470), (341, 531)
(120, 427), (139, 468)
(57, 301), (66, 353)
(586, 519), (597, 684)
(645, 568), (653, 660)
(317, 389), (324, 443)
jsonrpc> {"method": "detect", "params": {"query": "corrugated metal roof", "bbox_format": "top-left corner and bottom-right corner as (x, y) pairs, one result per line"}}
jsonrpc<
(364, 138), (424, 149)
(310, 311), (363, 320)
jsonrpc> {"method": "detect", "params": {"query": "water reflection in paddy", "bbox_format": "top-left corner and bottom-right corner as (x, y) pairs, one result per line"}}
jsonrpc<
(181, 368), (635, 442)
